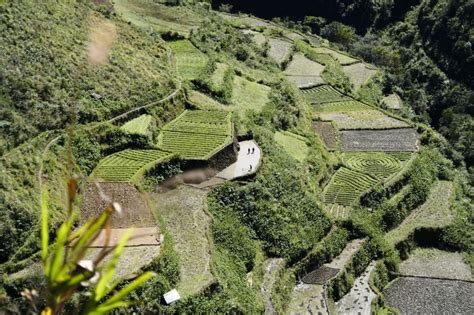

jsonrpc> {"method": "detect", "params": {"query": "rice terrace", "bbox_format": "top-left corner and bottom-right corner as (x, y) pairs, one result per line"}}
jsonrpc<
(0, 1), (471, 314)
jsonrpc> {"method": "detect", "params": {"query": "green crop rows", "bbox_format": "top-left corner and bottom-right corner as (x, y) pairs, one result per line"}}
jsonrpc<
(343, 152), (409, 180)
(324, 152), (411, 206)
(120, 114), (152, 135)
(92, 149), (173, 182)
(158, 110), (233, 160)
(323, 167), (378, 206)
(301, 85), (351, 104)
(168, 40), (208, 81)
(314, 100), (372, 113)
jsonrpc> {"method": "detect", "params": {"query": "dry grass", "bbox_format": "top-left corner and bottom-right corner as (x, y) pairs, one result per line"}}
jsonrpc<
(152, 185), (215, 297)
(284, 53), (325, 88)
(268, 38), (293, 64)
(341, 62), (378, 90)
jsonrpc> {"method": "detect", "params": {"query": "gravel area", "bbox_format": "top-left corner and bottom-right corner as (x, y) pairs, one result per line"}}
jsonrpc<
(385, 277), (474, 315)
(289, 283), (329, 315)
(336, 261), (376, 315)
(399, 248), (472, 280)
(341, 128), (418, 152)
(261, 258), (285, 315)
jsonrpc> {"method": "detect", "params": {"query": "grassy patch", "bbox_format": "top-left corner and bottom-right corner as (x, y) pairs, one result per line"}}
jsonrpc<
(210, 63), (229, 88)
(385, 181), (455, 246)
(231, 75), (271, 114)
(312, 46), (359, 65)
(268, 38), (293, 64)
(274, 131), (309, 162)
(120, 114), (152, 135)
(188, 90), (229, 111)
(92, 149), (173, 182)
(168, 40), (208, 81)
(114, 0), (201, 37)
(314, 100), (372, 112)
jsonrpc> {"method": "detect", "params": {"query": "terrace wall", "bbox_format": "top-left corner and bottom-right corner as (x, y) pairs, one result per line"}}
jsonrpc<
(81, 182), (157, 229)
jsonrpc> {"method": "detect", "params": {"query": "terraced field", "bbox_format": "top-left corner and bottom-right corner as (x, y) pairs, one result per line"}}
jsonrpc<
(323, 167), (378, 206)
(284, 52), (325, 88)
(158, 110), (233, 160)
(318, 110), (409, 129)
(314, 100), (372, 113)
(383, 93), (403, 110)
(168, 40), (208, 80)
(324, 153), (410, 206)
(211, 63), (229, 87)
(312, 47), (359, 65)
(343, 152), (410, 180)
(301, 85), (351, 104)
(120, 114), (152, 135)
(268, 38), (293, 64)
(92, 149), (174, 182)
(341, 62), (378, 90)
(341, 128), (419, 151)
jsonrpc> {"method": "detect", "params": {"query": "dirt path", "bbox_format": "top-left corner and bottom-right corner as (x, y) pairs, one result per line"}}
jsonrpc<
(261, 258), (285, 315)
(335, 261), (376, 315)
(152, 185), (214, 298)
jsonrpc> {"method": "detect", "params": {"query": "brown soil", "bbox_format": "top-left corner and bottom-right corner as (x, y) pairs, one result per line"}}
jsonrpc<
(312, 121), (337, 150)
(88, 227), (160, 247)
(81, 182), (156, 228)
(302, 266), (340, 284)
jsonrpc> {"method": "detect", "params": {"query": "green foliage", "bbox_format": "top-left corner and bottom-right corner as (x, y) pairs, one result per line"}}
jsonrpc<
(321, 21), (356, 44)
(266, 81), (304, 130)
(208, 126), (331, 262)
(168, 40), (209, 81)
(321, 60), (352, 93)
(0, 0), (176, 155)
(39, 185), (154, 314)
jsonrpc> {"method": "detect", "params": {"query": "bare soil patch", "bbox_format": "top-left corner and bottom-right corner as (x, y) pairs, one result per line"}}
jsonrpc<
(81, 182), (156, 228)
(341, 128), (418, 152)
(312, 121), (337, 150)
(341, 62), (378, 90)
(268, 38), (293, 64)
(261, 258), (285, 315)
(284, 53), (325, 88)
(384, 277), (474, 315)
(289, 283), (328, 315)
(383, 93), (402, 110)
(302, 266), (340, 285)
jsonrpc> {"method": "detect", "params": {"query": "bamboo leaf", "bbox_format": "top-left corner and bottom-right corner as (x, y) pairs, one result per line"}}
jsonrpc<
(94, 229), (131, 301)
(87, 301), (129, 315)
(101, 272), (155, 306)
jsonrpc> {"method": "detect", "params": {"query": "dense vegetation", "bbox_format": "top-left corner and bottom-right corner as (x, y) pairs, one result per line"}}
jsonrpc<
(1, 0), (472, 314)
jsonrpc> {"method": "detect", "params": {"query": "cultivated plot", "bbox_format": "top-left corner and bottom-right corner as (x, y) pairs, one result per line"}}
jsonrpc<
(313, 100), (372, 112)
(188, 90), (229, 111)
(210, 63), (229, 87)
(312, 121), (337, 150)
(341, 128), (419, 152)
(385, 181), (454, 246)
(301, 85), (351, 104)
(289, 283), (328, 315)
(318, 110), (409, 130)
(92, 149), (174, 182)
(158, 110), (233, 160)
(120, 114), (152, 135)
(342, 152), (410, 180)
(323, 167), (378, 206)
(268, 38), (293, 64)
(342, 62), (378, 90)
(284, 53), (325, 88)
(168, 40), (208, 81)
(384, 277), (474, 315)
